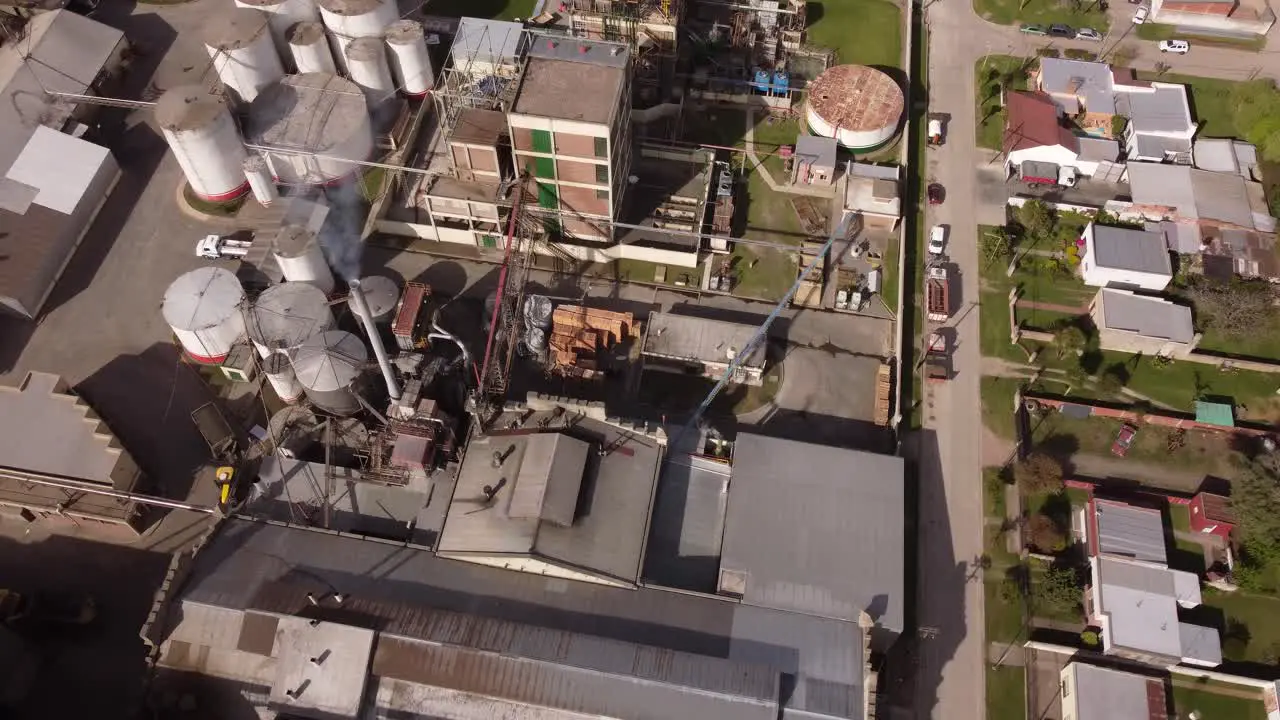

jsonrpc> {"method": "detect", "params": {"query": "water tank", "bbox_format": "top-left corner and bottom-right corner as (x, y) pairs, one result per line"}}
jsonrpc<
(244, 154), (279, 206)
(246, 73), (374, 185)
(317, 0), (398, 72)
(156, 86), (250, 202)
(273, 224), (336, 294)
(246, 281), (336, 358)
(524, 326), (547, 354)
(523, 294), (553, 329)
(203, 8), (286, 104)
(263, 352), (305, 402)
(234, 0), (320, 69)
(345, 36), (393, 104)
(805, 64), (904, 150)
(292, 330), (368, 416)
(346, 275), (398, 324)
(162, 267), (247, 363)
(385, 19), (433, 97)
(286, 20), (335, 74)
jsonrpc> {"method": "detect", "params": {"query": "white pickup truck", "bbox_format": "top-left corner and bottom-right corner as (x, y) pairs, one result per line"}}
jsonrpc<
(196, 234), (252, 259)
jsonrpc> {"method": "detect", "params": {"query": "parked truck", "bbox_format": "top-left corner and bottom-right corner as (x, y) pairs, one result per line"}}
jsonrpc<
(926, 266), (950, 322)
(925, 331), (950, 382)
(196, 233), (253, 259)
(1018, 161), (1078, 188)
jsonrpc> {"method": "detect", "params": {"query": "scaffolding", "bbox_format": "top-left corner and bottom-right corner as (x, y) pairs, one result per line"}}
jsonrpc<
(431, 20), (527, 162)
(563, 0), (684, 103)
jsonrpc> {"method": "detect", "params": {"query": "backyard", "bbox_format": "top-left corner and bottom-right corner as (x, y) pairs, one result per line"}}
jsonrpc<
(975, 56), (1032, 151)
(1201, 590), (1280, 665)
(986, 665), (1026, 720)
(972, 0), (1109, 30)
(1173, 683), (1268, 720)
(806, 0), (904, 68)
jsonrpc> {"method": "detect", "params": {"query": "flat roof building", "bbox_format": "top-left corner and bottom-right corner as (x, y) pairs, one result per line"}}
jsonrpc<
(641, 312), (768, 385)
(1090, 288), (1197, 358)
(1080, 222), (1174, 292)
(1059, 661), (1168, 720)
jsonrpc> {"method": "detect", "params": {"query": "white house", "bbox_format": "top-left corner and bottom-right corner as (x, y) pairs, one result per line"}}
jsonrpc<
(1079, 222), (1174, 291)
(1089, 289), (1198, 358)
(1116, 82), (1196, 164)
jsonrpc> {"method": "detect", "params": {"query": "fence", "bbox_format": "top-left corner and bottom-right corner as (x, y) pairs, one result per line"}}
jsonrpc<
(1024, 391), (1276, 437)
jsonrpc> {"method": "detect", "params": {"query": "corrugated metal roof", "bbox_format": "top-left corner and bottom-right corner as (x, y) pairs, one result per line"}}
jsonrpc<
(643, 453), (731, 592)
(1125, 85), (1194, 135)
(643, 313), (768, 370)
(1069, 663), (1164, 720)
(1194, 401), (1234, 427)
(1090, 224), (1173, 276)
(1094, 499), (1167, 565)
(1096, 289), (1194, 344)
(509, 433), (589, 526)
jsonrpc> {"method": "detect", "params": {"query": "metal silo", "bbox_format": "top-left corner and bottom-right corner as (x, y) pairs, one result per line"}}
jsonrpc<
(204, 8), (286, 104)
(156, 86), (250, 202)
(345, 36), (393, 104)
(246, 73), (374, 186)
(273, 224), (336, 294)
(234, 0), (319, 69)
(244, 154), (279, 206)
(162, 267), (247, 363)
(317, 0), (398, 72)
(286, 20), (336, 74)
(246, 281), (335, 358)
(385, 19), (433, 97)
(263, 352), (305, 402)
(523, 295), (553, 330)
(346, 275), (398, 324)
(292, 330), (368, 415)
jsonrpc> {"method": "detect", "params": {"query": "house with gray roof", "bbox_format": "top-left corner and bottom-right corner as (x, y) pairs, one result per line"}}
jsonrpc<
(1089, 288), (1197, 358)
(642, 312), (768, 385)
(1059, 662), (1168, 720)
(792, 133), (838, 187)
(1125, 162), (1275, 234)
(1079, 222), (1174, 291)
(1116, 83), (1196, 163)
(1193, 137), (1260, 180)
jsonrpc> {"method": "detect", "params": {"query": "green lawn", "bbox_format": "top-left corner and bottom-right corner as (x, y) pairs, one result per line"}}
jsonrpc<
(1202, 591), (1280, 664)
(1170, 503), (1192, 533)
(1172, 684), (1268, 720)
(614, 259), (702, 287)
(425, 0), (535, 19)
(1136, 23), (1266, 51)
(1198, 317), (1280, 363)
(807, 0), (903, 68)
(975, 56), (1032, 151)
(882, 235), (900, 310)
(981, 376), (1024, 441)
(973, 0), (1109, 30)
(985, 579), (1025, 644)
(1136, 73), (1247, 140)
(729, 244), (798, 302)
(986, 665), (1027, 720)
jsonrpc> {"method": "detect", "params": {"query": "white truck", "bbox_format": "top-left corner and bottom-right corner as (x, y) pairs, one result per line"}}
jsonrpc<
(196, 234), (252, 259)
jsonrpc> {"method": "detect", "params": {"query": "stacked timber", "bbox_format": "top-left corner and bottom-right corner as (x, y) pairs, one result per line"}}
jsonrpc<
(873, 363), (892, 426)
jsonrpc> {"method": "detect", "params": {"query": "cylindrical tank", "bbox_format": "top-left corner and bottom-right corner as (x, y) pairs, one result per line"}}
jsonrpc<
(273, 224), (336, 294)
(203, 8), (286, 104)
(384, 19), (433, 97)
(234, 0), (319, 68)
(346, 275), (398, 324)
(524, 326), (547, 354)
(523, 294), (553, 330)
(246, 73), (374, 185)
(263, 352), (305, 402)
(292, 330), (368, 416)
(317, 0), (399, 72)
(156, 86), (250, 202)
(345, 36), (393, 103)
(244, 154), (279, 206)
(805, 64), (904, 150)
(286, 20), (335, 74)
(246, 281), (335, 358)
(162, 267), (247, 363)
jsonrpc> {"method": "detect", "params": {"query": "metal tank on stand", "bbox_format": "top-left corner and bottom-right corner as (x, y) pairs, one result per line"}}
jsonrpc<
(286, 20), (336, 74)
(317, 0), (399, 73)
(273, 224), (336, 294)
(344, 36), (394, 104)
(203, 8), (286, 104)
(156, 86), (250, 203)
(384, 19), (434, 97)
(162, 267), (247, 363)
(246, 281), (336, 358)
(243, 154), (279, 206)
(262, 352), (305, 402)
(233, 0), (320, 69)
(292, 330), (368, 415)
(346, 275), (398, 324)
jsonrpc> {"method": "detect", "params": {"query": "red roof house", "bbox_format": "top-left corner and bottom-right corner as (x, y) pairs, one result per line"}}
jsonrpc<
(1188, 492), (1235, 540)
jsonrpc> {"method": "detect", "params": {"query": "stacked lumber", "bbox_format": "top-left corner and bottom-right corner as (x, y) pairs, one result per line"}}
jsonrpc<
(547, 305), (634, 371)
(873, 363), (893, 426)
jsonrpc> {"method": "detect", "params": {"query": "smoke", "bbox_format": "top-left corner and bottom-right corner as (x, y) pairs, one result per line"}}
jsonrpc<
(316, 180), (367, 283)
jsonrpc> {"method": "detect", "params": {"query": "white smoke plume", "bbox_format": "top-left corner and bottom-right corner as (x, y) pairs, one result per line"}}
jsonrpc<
(316, 180), (367, 283)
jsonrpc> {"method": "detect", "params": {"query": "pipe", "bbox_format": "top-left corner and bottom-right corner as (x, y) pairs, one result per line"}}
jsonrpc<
(349, 279), (402, 401)
(428, 314), (477, 386)
(0, 467), (219, 513)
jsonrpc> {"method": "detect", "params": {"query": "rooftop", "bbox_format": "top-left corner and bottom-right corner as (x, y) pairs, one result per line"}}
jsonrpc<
(1094, 289), (1195, 344)
(845, 162), (901, 217)
(449, 17), (527, 70)
(512, 40), (627, 124)
(643, 452), (733, 591)
(1093, 498), (1168, 564)
(1193, 138), (1258, 179)
(795, 133), (838, 169)
(1066, 662), (1166, 720)
(450, 107), (507, 145)
(1037, 57), (1117, 114)
(806, 64), (904, 132)
(1094, 556), (1219, 664)
(1087, 223), (1174, 277)
(245, 73), (371, 155)
(615, 148), (712, 252)
(720, 434), (905, 633)
(642, 312), (768, 370)
(1004, 91), (1078, 154)
(1196, 492), (1235, 524)
(1077, 136), (1120, 162)
(1118, 84), (1194, 136)
(1127, 162), (1265, 230)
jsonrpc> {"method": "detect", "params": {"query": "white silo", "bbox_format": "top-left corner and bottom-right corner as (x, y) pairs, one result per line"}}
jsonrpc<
(346, 275), (398, 324)
(204, 8), (286, 104)
(246, 281), (336, 358)
(345, 36), (393, 103)
(156, 86), (249, 202)
(244, 154), (279, 206)
(385, 19), (433, 97)
(273, 224), (336, 294)
(247, 73), (374, 186)
(286, 20), (335, 74)
(805, 64), (904, 150)
(162, 267), (247, 363)
(234, 0), (319, 68)
(293, 330), (368, 415)
(263, 352), (305, 403)
(317, 0), (398, 72)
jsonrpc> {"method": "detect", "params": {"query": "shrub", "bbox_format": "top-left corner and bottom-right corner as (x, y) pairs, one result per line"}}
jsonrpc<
(1014, 453), (1065, 494)
(1028, 513), (1068, 553)
(1080, 630), (1100, 647)
(1063, 49), (1096, 61)
(1036, 47), (1061, 58)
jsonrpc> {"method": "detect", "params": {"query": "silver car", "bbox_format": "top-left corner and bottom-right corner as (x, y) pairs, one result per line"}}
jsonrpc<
(1076, 28), (1102, 41)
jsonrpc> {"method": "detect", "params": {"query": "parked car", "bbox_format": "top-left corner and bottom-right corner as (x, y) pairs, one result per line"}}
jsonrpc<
(927, 183), (945, 205)
(1158, 39), (1190, 53)
(1111, 423), (1140, 457)
(1048, 24), (1075, 37)
(928, 225), (947, 256)
(1133, 5), (1149, 23)
(1076, 28), (1103, 41)
(1019, 24), (1048, 35)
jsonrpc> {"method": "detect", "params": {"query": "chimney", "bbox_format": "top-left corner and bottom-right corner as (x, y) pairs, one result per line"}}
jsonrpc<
(306, 592), (319, 606)
(349, 279), (402, 401)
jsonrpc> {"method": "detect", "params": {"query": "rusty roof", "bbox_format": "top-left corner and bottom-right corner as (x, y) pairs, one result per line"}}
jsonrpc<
(1198, 492), (1235, 524)
(807, 65), (904, 132)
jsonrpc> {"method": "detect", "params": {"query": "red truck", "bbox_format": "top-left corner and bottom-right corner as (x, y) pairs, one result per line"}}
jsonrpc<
(926, 266), (950, 322)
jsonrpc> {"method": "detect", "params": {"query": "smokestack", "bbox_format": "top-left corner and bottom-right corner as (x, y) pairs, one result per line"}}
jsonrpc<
(349, 279), (402, 401)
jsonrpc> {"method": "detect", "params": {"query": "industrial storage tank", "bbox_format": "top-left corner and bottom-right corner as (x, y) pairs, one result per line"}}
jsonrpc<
(385, 19), (433, 97)
(246, 73), (374, 186)
(246, 281), (336, 358)
(523, 294), (553, 330)
(244, 154), (279, 206)
(204, 8), (286, 104)
(346, 275), (398, 324)
(233, 0), (319, 68)
(156, 86), (250, 202)
(344, 36), (394, 103)
(162, 267), (247, 363)
(292, 330), (368, 415)
(286, 20), (335, 74)
(805, 64), (904, 150)
(274, 224), (336, 294)
(317, 0), (399, 71)
(262, 352), (305, 402)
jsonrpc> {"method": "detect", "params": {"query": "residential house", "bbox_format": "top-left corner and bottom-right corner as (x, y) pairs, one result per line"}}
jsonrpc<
(641, 312), (767, 385)
(1004, 90), (1081, 173)
(1058, 662), (1168, 720)
(1189, 492), (1235, 541)
(1150, 0), (1275, 36)
(791, 133), (838, 187)
(844, 161), (902, 230)
(1084, 498), (1222, 667)
(1125, 162), (1276, 234)
(1193, 138), (1260, 180)
(1089, 288), (1198, 358)
(1115, 83), (1196, 163)
(1079, 222), (1174, 291)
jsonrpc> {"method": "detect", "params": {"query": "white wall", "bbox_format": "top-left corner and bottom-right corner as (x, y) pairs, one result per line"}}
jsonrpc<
(1151, 2), (1275, 34)
(1080, 224), (1173, 291)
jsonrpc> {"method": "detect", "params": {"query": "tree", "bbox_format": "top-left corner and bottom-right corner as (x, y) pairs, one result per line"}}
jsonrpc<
(980, 228), (1013, 264)
(1013, 453), (1064, 494)
(1015, 200), (1055, 244)
(1098, 363), (1130, 393)
(1190, 280), (1276, 338)
(1028, 513), (1068, 553)
(1109, 115), (1127, 139)
(1035, 566), (1082, 617)
(1054, 326), (1086, 358)
(1231, 461), (1280, 592)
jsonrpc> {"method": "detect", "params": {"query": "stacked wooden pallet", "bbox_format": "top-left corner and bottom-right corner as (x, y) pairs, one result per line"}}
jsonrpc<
(548, 305), (635, 371)
(873, 363), (893, 426)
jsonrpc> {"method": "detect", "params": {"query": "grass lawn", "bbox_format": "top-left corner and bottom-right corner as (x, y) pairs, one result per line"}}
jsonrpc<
(743, 161), (805, 246)
(981, 376), (1024, 441)
(986, 665), (1027, 720)
(1198, 319), (1280, 363)
(1201, 591), (1280, 664)
(1172, 684), (1268, 720)
(1136, 23), (1266, 51)
(882, 235), (900, 310)
(1170, 503), (1192, 533)
(1135, 72), (1244, 140)
(806, 0), (903, 68)
(985, 579), (1025, 644)
(973, 0), (1110, 30)
(614, 259), (702, 287)
(425, 0), (535, 19)
(975, 56), (1032, 151)
(730, 244), (798, 302)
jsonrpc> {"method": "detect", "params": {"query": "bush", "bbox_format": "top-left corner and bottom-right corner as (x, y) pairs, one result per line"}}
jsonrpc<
(1028, 513), (1068, 553)
(1080, 630), (1100, 647)
(1110, 115), (1127, 139)
(1036, 47), (1060, 58)
(1063, 49), (1097, 61)
(1014, 453), (1065, 494)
